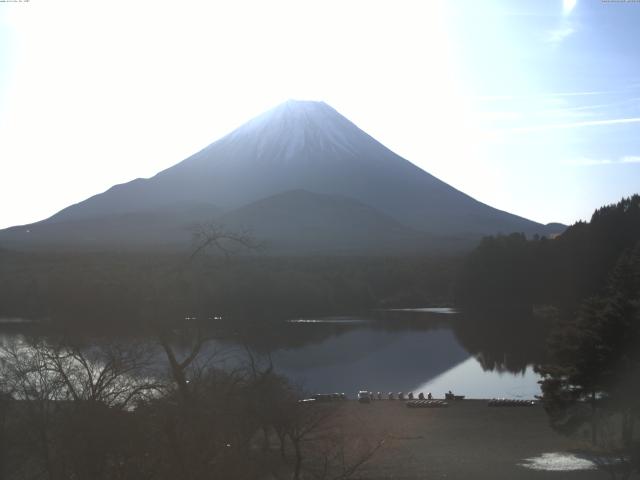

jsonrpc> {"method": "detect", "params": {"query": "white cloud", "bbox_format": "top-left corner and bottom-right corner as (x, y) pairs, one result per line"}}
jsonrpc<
(472, 90), (614, 103)
(564, 158), (614, 166)
(545, 25), (575, 45)
(621, 156), (640, 164)
(546, 1), (578, 46)
(507, 117), (640, 133)
(565, 155), (640, 167)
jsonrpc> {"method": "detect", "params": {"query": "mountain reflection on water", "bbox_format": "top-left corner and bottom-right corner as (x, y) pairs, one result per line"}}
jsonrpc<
(234, 308), (544, 399)
(0, 308), (545, 399)
(271, 327), (469, 395)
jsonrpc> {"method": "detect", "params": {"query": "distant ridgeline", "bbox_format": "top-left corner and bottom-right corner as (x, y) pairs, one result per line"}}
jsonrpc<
(455, 194), (640, 312)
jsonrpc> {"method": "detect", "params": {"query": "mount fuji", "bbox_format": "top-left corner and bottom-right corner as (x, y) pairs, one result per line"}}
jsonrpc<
(0, 100), (563, 253)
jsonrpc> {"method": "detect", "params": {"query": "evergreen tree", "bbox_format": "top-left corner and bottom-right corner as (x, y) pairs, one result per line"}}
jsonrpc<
(537, 242), (640, 469)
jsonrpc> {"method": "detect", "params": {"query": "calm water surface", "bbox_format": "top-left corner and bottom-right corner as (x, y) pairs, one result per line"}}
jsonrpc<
(0, 309), (542, 399)
(266, 316), (540, 399)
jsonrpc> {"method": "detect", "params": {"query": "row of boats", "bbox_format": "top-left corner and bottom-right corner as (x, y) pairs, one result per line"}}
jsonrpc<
(357, 391), (464, 402)
(301, 392), (536, 406)
(488, 399), (536, 407)
(406, 399), (448, 408)
(407, 398), (536, 408)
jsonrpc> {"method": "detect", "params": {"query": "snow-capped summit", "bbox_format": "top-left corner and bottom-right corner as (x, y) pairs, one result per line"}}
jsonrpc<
(222, 100), (360, 161)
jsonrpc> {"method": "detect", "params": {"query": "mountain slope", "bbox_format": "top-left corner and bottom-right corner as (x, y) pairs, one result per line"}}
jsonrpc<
(220, 189), (452, 254)
(0, 100), (564, 252)
(0, 202), (219, 250)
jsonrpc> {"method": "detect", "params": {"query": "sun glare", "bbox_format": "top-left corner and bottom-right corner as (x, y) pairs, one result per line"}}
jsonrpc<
(563, 0), (577, 15)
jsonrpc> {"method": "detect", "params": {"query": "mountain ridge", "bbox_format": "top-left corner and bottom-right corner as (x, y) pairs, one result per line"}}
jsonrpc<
(0, 99), (565, 253)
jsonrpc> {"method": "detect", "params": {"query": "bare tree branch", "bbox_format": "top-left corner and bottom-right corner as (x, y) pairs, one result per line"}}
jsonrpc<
(189, 222), (262, 261)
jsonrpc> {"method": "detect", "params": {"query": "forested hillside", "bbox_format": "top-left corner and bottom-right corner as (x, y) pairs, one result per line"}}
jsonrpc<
(0, 251), (460, 328)
(456, 195), (640, 312)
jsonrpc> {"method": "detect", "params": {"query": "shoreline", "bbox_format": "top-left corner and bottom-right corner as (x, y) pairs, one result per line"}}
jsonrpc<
(333, 399), (603, 479)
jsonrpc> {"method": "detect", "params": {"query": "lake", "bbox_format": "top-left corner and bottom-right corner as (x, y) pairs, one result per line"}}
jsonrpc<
(212, 308), (542, 399)
(0, 308), (543, 400)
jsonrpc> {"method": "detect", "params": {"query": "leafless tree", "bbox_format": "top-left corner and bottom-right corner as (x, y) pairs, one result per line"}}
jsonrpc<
(263, 399), (385, 480)
(158, 327), (209, 404)
(0, 339), (163, 480)
(42, 341), (162, 408)
(190, 221), (262, 261)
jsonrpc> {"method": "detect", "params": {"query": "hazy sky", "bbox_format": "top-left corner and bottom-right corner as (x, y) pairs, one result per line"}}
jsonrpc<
(1, 0), (639, 228)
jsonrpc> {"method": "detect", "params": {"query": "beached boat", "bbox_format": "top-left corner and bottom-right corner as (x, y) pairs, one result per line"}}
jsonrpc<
(406, 400), (448, 408)
(445, 393), (465, 400)
(488, 399), (535, 407)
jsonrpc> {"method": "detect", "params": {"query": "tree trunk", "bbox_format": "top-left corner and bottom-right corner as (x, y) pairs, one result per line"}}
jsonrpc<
(39, 422), (55, 480)
(621, 409), (633, 448)
(277, 431), (287, 461)
(591, 390), (597, 446)
(0, 398), (7, 480)
(293, 438), (302, 480)
(262, 426), (270, 452)
(164, 416), (190, 480)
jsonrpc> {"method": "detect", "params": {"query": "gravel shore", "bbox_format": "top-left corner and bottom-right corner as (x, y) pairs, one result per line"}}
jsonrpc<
(337, 399), (604, 479)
